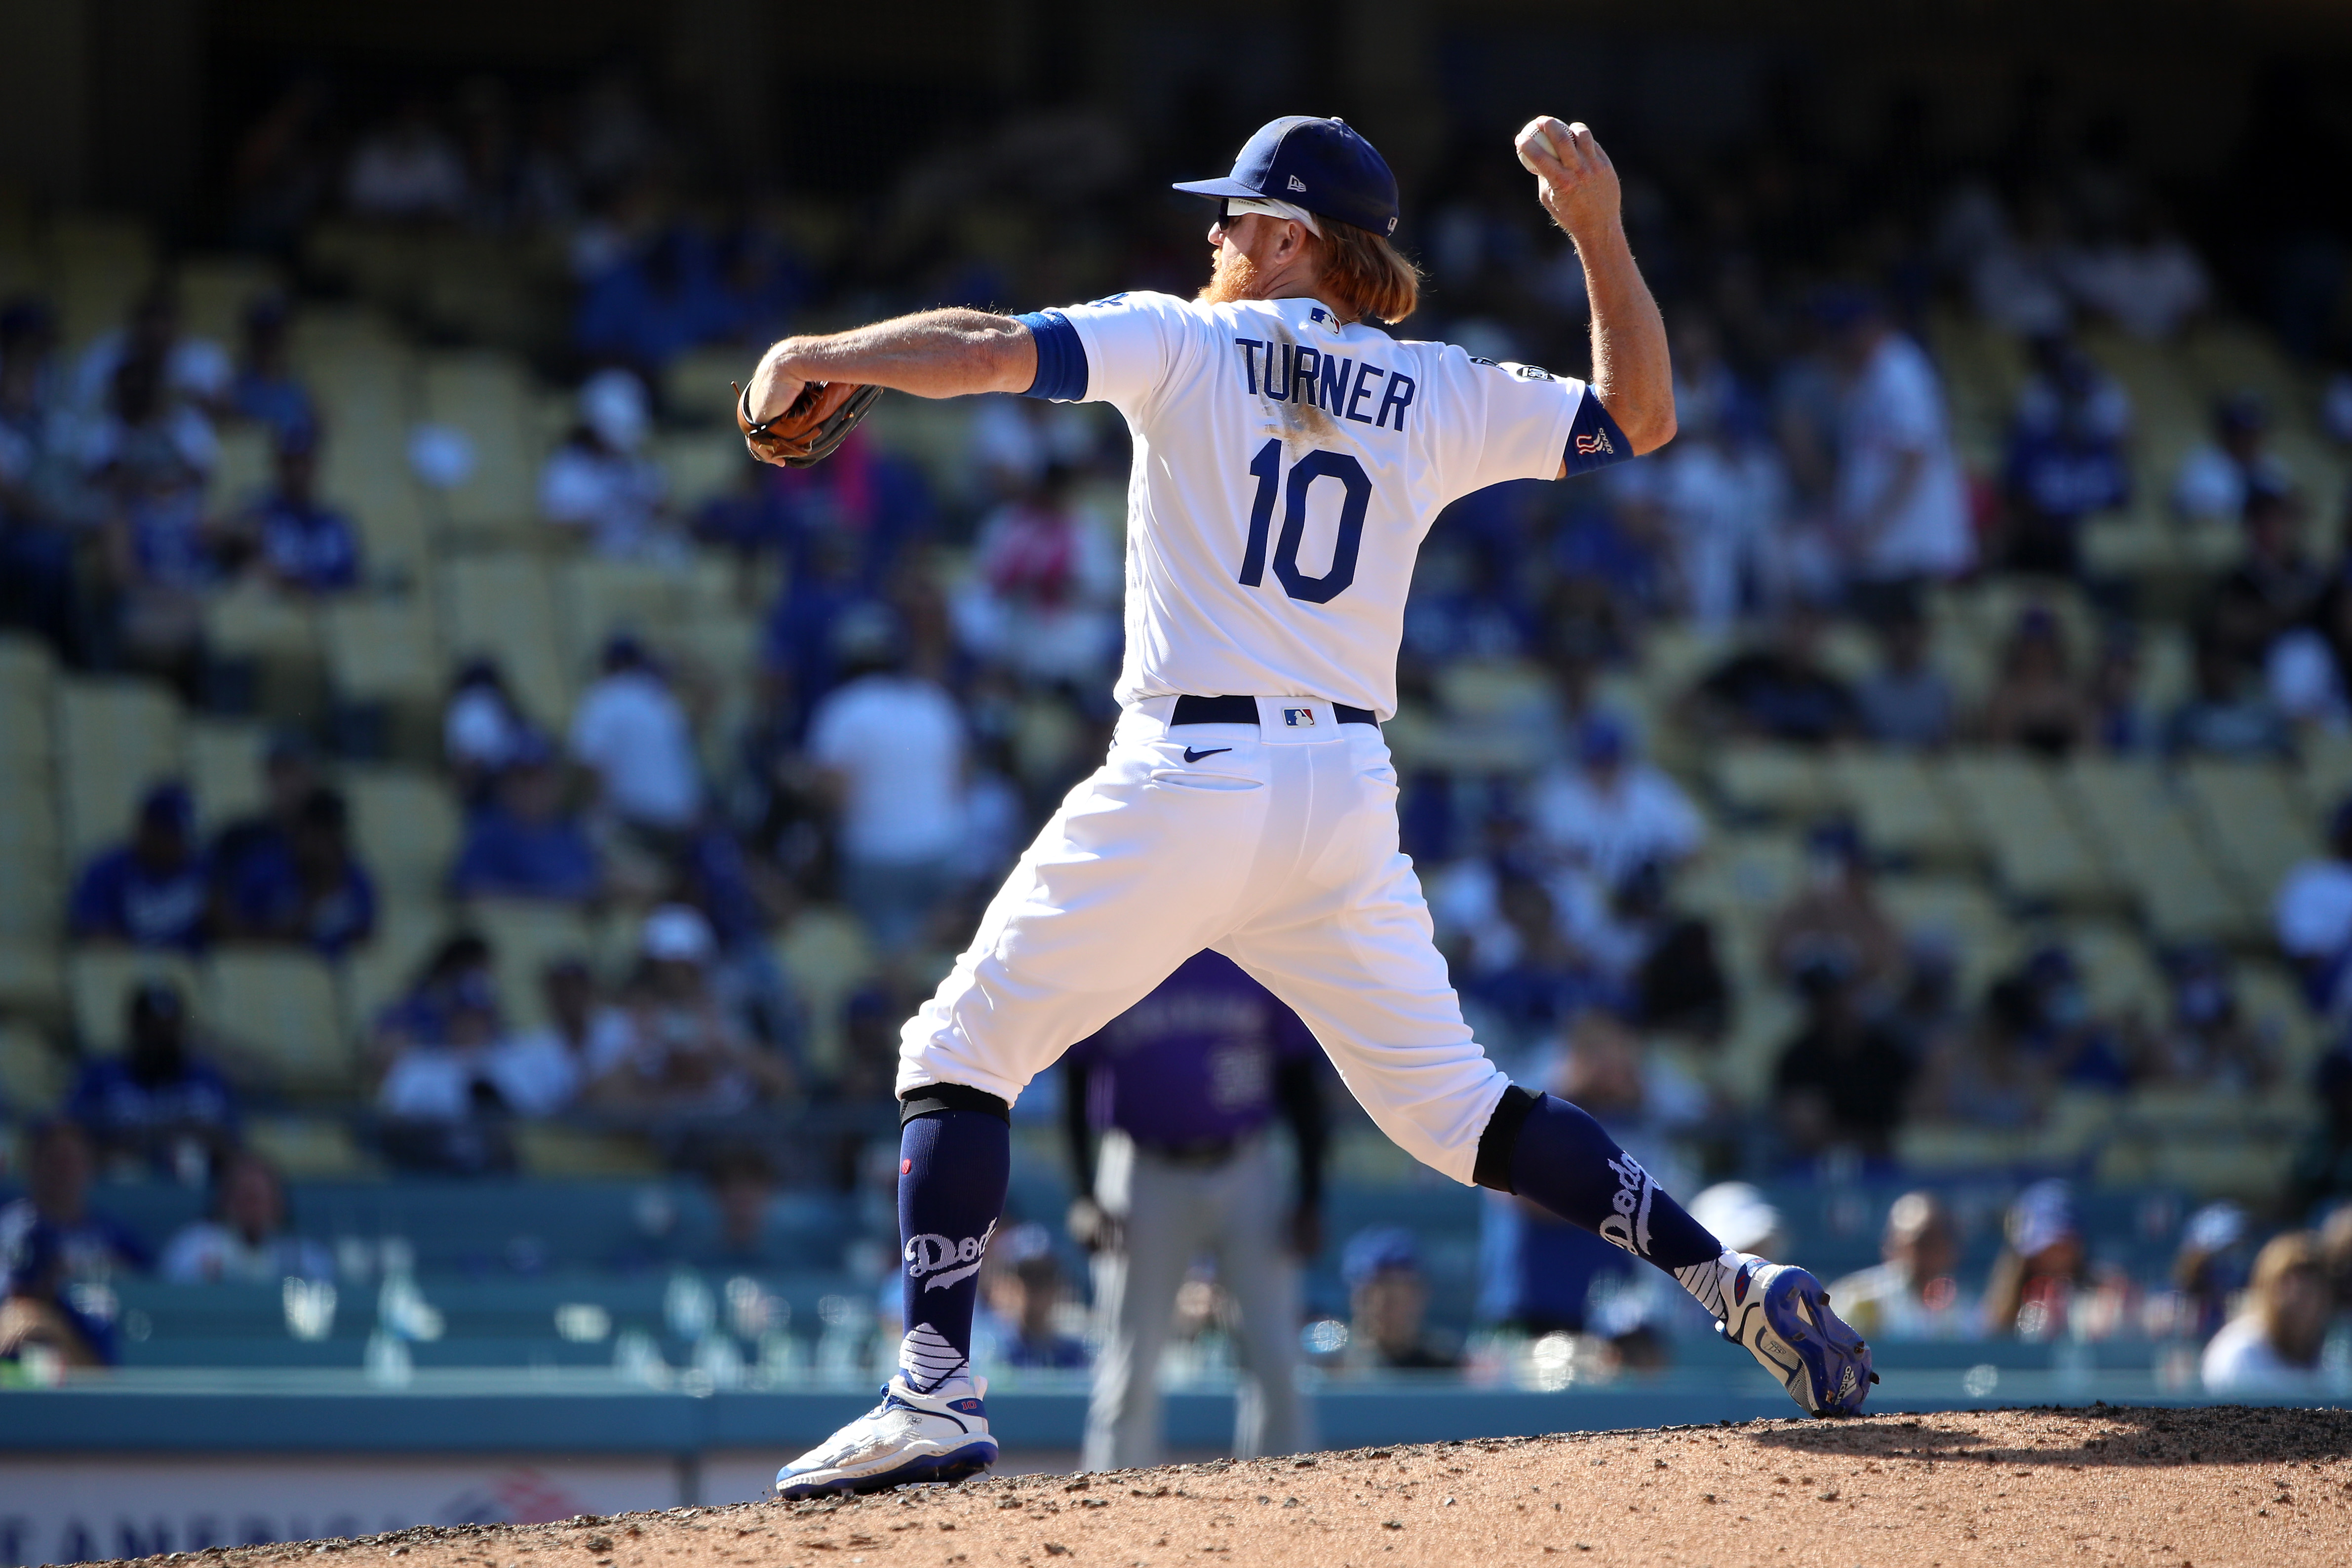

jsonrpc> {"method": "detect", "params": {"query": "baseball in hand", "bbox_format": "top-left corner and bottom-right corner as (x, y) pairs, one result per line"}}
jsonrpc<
(1515, 116), (1579, 175)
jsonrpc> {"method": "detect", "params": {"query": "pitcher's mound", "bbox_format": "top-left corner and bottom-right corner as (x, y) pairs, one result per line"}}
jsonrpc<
(98, 1407), (2352, 1568)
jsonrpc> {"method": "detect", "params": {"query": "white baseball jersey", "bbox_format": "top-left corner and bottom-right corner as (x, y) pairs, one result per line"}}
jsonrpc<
(1019, 292), (1629, 718)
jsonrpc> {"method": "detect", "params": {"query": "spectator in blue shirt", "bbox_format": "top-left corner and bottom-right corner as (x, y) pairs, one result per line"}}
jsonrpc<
(2001, 335), (2130, 577)
(0, 1121), (150, 1285)
(0, 1220), (117, 1368)
(68, 782), (209, 952)
(65, 980), (239, 1176)
(207, 731), (321, 915)
(228, 297), (316, 443)
(220, 786), (376, 957)
(448, 738), (602, 903)
(237, 424), (360, 593)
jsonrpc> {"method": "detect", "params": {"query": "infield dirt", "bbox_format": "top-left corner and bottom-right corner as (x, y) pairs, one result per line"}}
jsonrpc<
(90, 1407), (2352, 1568)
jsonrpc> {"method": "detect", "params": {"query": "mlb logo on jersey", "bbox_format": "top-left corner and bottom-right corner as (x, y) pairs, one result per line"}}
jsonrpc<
(1283, 707), (1317, 727)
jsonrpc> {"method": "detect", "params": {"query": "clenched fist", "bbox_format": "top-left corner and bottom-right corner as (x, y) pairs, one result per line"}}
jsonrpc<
(1515, 116), (1622, 242)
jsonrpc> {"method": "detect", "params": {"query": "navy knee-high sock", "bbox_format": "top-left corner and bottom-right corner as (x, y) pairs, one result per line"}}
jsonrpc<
(896, 1108), (1010, 1394)
(1505, 1093), (1750, 1319)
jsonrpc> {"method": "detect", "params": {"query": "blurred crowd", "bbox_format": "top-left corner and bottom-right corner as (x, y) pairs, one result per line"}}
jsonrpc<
(9, 57), (2352, 1392)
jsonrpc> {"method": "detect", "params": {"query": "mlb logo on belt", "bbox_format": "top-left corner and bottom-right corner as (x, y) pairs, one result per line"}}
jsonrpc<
(1283, 707), (1317, 727)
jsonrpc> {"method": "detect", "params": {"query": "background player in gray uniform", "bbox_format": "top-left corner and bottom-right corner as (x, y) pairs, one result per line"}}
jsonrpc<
(757, 112), (1873, 1500)
(1062, 949), (1327, 1469)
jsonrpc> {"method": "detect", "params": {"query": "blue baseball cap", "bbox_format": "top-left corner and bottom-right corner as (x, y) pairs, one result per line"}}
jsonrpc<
(1174, 116), (1400, 237)
(1341, 1224), (1421, 1288)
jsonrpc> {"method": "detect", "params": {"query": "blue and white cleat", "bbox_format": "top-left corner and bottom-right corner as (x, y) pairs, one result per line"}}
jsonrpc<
(774, 1375), (998, 1499)
(1719, 1260), (1876, 1417)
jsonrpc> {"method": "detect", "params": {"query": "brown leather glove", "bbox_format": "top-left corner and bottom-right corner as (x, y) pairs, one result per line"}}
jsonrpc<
(734, 378), (884, 468)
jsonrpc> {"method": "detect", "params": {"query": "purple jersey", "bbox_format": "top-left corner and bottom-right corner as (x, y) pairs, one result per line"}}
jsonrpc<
(1066, 950), (1319, 1147)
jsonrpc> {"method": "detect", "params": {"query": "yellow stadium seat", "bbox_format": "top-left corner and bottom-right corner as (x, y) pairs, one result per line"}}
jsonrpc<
(241, 1115), (378, 1178)
(208, 949), (353, 1096)
(664, 346), (752, 422)
(438, 552), (571, 729)
(459, 898), (599, 1032)
(344, 766), (462, 903)
(339, 909), (448, 1044)
(58, 676), (187, 858)
(324, 594), (442, 707)
(1679, 833), (1804, 925)
(175, 255), (284, 342)
(0, 1021), (69, 1116)
(1713, 743), (1830, 821)
(187, 721), (272, 837)
(420, 351), (541, 539)
(2056, 919), (2167, 1019)
(1878, 875), (2022, 997)
(2233, 960), (2323, 1072)
(203, 580), (320, 664)
(656, 431), (753, 512)
(1896, 1124), (2034, 1172)
(0, 942), (66, 1027)
(1941, 751), (2113, 906)
(1825, 747), (1973, 863)
(1714, 985), (1803, 1109)
(209, 423), (274, 511)
(2062, 757), (2253, 943)
(513, 1123), (663, 1177)
(558, 557), (695, 670)
(0, 635), (58, 759)
(2178, 758), (2321, 907)
(774, 904), (880, 1079)
(69, 947), (200, 1055)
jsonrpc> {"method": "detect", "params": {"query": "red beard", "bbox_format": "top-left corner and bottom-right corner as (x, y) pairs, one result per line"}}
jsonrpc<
(1197, 245), (1265, 307)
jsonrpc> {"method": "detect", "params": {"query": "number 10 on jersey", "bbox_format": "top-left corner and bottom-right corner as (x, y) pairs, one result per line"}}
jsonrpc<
(1237, 438), (1371, 605)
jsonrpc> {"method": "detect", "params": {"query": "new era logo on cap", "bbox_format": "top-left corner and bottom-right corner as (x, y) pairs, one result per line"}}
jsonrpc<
(1288, 174), (1307, 192)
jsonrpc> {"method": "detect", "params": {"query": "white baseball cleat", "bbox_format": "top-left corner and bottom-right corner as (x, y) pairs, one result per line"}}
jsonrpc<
(774, 1375), (998, 1499)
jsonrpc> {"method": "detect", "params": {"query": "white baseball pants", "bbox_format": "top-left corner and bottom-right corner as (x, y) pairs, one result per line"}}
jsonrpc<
(897, 696), (1511, 1183)
(1083, 1130), (1307, 1469)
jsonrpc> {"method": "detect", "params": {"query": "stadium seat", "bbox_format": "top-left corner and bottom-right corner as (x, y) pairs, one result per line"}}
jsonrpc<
(339, 909), (447, 1044)
(2177, 757), (2320, 907)
(1712, 742), (1829, 821)
(1824, 747), (1973, 864)
(1894, 1124), (2033, 1172)
(56, 676), (187, 858)
(557, 557), (695, 670)
(2054, 919), (2167, 1019)
(0, 1020), (69, 1117)
(437, 551), (572, 729)
(460, 899), (599, 1032)
(420, 351), (542, 540)
(1877, 875), (2022, 997)
(1680, 832), (1804, 925)
(207, 949), (354, 1097)
(241, 1114), (378, 1179)
(655, 431), (753, 513)
(512, 1123), (663, 1178)
(0, 942), (66, 1028)
(69, 947), (201, 1055)
(345, 766), (462, 904)
(1941, 751), (2113, 907)
(663, 346), (748, 423)
(773, 905), (880, 1079)
(323, 594), (442, 709)
(2232, 959), (2323, 1072)
(2062, 757), (2253, 943)
(187, 720), (272, 838)
(175, 255), (285, 344)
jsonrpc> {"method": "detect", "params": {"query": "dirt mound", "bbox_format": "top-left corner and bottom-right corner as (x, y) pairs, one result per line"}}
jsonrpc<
(91, 1408), (2352, 1568)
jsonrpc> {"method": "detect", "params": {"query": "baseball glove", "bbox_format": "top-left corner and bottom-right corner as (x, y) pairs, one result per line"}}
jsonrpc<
(733, 378), (884, 468)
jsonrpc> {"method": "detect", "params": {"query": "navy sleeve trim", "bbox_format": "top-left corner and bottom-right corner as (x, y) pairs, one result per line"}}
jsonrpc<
(1016, 310), (1088, 402)
(1562, 389), (1634, 476)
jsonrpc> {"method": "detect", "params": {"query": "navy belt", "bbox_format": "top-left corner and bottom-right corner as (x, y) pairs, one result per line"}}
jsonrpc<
(1171, 695), (1378, 727)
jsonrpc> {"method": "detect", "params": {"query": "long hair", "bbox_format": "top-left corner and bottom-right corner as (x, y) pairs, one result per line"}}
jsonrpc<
(1314, 220), (1421, 326)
